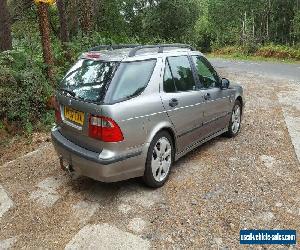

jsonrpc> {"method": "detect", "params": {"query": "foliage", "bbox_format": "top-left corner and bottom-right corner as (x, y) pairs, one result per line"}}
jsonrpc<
(206, 0), (298, 46)
(293, 11), (300, 41)
(0, 22), (169, 134)
(143, 0), (200, 40)
(211, 44), (300, 61)
(1, 0), (300, 134)
(193, 16), (213, 51)
(0, 49), (53, 133)
(255, 44), (300, 60)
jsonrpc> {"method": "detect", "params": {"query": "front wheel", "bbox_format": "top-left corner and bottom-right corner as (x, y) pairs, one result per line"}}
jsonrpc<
(226, 100), (242, 138)
(143, 131), (174, 188)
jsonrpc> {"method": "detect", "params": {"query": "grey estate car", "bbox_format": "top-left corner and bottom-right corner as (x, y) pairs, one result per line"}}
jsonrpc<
(51, 44), (244, 188)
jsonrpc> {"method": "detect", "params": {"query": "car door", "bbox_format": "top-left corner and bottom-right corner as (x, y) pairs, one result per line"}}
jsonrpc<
(191, 55), (232, 135)
(160, 55), (206, 153)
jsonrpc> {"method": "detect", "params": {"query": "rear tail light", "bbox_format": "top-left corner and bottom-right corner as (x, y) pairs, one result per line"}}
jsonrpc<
(53, 97), (62, 123)
(89, 115), (124, 142)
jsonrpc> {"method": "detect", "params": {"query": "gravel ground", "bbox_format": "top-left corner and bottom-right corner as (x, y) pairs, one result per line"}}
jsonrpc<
(0, 70), (299, 249)
(0, 132), (51, 166)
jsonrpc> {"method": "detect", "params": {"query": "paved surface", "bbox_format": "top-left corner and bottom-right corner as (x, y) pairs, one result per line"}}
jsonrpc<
(210, 58), (300, 83)
(0, 61), (300, 249)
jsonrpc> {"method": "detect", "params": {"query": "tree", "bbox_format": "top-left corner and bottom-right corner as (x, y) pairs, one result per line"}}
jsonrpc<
(64, 0), (80, 38)
(96, 0), (127, 35)
(121, 0), (150, 36)
(80, 0), (93, 34)
(144, 0), (200, 40)
(10, 0), (34, 22)
(0, 0), (12, 52)
(57, 0), (69, 43)
(37, 2), (54, 83)
(293, 11), (300, 42)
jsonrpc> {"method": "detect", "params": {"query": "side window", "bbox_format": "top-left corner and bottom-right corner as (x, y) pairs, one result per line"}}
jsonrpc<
(192, 56), (219, 89)
(110, 60), (156, 102)
(163, 62), (176, 93)
(167, 56), (196, 92)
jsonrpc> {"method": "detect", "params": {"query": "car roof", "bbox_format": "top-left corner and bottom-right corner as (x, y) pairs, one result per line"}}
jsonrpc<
(80, 44), (204, 62)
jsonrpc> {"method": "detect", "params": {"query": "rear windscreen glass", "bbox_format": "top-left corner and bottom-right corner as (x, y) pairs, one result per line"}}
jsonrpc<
(60, 59), (118, 102)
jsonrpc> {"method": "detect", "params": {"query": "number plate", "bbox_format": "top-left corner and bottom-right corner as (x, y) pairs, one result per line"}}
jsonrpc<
(64, 106), (84, 126)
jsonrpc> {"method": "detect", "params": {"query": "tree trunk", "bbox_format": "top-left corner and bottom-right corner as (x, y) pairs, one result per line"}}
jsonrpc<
(37, 3), (54, 84)
(242, 19), (245, 44)
(252, 13), (255, 39)
(57, 0), (69, 43)
(66, 0), (80, 38)
(266, 0), (271, 42)
(80, 0), (93, 34)
(266, 7), (270, 43)
(0, 0), (12, 52)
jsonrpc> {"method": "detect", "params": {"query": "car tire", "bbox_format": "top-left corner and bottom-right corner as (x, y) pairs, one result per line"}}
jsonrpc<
(225, 100), (242, 138)
(143, 131), (174, 188)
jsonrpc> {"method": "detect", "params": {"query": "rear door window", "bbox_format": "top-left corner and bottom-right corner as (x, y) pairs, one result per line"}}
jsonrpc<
(163, 61), (176, 93)
(109, 59), (156, 103)
(166, 56), (196, 92)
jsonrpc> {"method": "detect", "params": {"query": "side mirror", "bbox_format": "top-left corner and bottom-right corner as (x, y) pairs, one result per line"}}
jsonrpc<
(220, 78), (230, 89)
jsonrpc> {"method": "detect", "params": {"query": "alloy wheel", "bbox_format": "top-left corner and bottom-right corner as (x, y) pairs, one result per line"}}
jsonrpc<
(231, 105), (241, 134)
(151, 137), (172, 182)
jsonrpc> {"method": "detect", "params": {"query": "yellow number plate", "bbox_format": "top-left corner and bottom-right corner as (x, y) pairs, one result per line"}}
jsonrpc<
(34, 0), (56, 5)
(64, 106), (84, 126)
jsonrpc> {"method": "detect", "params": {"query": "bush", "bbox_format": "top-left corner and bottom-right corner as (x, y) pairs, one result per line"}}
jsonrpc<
(212, 44), (300, 60)
(0, 49), (53, 133)
(192, 17), (213, 52)
(255, 44), (300, 60)
(0, 28), (170, 134)
(211, 46), (246, 57)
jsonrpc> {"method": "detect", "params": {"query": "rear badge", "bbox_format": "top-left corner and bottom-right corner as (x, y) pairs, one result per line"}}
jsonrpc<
(69, 99), (72, 105)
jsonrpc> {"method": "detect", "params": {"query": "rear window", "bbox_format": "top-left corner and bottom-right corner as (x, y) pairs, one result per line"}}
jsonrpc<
(60, 59), (156, 104)
(108, 59), (156, 103)
(60, 59), (118, 103)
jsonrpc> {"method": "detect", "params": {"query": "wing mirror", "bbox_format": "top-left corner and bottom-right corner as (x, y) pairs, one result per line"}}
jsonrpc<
(220, 78), (230, 89)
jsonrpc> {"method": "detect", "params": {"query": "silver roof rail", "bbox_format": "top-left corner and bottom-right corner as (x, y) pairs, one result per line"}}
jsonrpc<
(87, 44), (196, 57)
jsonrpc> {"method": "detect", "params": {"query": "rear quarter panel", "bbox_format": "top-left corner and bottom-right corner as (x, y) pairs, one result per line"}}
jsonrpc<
(101, 57), (174, 151)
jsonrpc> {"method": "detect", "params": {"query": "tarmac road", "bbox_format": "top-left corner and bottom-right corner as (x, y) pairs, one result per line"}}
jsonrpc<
(210, 57), (300, 83)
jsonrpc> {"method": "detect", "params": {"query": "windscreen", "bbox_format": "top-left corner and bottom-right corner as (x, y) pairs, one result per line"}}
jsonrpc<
(60, 59), (118, 102)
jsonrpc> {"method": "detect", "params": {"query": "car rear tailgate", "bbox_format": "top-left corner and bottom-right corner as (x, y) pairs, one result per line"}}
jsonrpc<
(56, 92), (104, 153)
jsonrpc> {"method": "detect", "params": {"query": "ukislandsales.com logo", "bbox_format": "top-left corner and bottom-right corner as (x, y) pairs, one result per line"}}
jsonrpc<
(240, 230), (296, 245)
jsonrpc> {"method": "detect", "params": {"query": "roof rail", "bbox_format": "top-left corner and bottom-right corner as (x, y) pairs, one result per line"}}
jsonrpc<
(88, 44), (139, 52)
(87, 43), (196, 57)
(128, 44), (196, 57)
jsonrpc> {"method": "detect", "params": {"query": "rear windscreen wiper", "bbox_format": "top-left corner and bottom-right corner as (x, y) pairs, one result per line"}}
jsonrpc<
(60, 88), (76, 97)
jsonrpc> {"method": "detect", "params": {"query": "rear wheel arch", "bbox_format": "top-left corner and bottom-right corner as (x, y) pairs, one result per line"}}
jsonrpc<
(160, 127), (177, 154)
(147, 126), (177, 154)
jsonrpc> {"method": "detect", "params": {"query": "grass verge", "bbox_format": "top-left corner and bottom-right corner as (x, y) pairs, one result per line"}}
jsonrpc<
(207, 53), (300, 64)
(208, 44), (300, 64)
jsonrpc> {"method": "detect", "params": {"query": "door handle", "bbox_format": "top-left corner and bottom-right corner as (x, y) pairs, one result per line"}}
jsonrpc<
(169, 98), (179, 107)
(204, 93), (211, 100)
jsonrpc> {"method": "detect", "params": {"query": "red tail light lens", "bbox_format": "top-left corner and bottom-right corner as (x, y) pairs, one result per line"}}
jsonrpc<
(89, 115), (124, 142)
(53, 98), (62, 123)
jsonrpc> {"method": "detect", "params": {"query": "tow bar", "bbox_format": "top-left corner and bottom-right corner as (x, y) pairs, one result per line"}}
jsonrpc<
(59, 156), (74, 175)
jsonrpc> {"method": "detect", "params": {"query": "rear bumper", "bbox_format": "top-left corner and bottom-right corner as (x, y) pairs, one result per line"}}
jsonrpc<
(51, 126), (148, 182)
